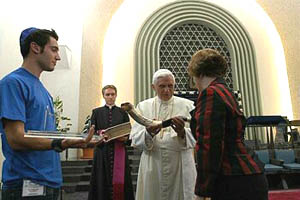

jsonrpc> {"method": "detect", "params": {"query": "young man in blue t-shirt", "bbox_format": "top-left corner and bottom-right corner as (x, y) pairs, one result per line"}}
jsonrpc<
(0, 27), (99, 200)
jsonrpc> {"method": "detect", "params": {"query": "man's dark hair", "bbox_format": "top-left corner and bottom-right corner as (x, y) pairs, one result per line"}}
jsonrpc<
(102, 85), (117, 95)
(20, 29), (59, 58)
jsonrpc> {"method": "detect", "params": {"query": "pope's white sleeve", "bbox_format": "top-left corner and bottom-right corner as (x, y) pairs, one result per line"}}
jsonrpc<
(184, 127), (196, 148)
(181, 100), (196, 148)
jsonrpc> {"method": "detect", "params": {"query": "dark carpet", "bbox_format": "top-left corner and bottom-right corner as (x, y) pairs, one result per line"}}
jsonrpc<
(61, 192), (88, 200)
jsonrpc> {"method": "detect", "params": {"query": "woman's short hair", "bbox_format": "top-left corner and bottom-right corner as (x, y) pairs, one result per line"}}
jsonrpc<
(102, 85), (117, 95)
(188, 48), (228, 78)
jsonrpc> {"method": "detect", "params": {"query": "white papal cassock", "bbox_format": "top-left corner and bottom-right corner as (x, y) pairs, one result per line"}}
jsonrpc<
(130, 96), (197, 200)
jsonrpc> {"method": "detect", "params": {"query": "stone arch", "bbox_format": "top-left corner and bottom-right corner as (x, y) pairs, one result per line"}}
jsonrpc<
(135, 0), (262, 117)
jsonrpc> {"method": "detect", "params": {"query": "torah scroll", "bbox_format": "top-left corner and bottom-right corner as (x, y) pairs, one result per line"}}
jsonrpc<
(25, 122), (131, 142)
(25, 131), (103, 140)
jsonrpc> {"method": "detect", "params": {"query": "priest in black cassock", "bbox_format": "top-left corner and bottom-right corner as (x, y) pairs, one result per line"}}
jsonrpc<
(88, 85), (134, 200)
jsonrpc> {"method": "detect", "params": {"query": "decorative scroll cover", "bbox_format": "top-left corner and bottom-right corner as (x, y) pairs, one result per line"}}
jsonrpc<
(25, 131), (102, 140)
(25, 122), (132, 142)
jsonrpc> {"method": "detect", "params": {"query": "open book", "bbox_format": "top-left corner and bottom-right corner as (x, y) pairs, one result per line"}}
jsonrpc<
(103, 122), (131, 142)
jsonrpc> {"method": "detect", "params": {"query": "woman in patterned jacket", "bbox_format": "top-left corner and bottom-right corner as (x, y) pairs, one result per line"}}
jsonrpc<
(188, 49), (268, 200)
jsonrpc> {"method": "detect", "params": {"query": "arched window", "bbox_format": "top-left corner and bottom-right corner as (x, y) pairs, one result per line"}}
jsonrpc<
(135, 0), (262, 125)
(160, 23), (233, 91)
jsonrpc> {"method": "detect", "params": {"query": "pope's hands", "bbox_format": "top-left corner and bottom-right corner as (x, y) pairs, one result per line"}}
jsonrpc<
(146, 123), (162, 137)
(171, 117), (185, 138)
(146, 117), (186, 138)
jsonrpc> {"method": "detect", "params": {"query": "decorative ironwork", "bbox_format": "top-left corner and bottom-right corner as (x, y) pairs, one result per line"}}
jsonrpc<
(160, 23), (232, 91)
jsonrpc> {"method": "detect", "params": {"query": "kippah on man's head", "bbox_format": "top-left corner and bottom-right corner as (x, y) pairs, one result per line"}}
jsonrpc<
(152, 69), (175, 84)
(19, 27), (59, 59)
(19, 27), (39, 46)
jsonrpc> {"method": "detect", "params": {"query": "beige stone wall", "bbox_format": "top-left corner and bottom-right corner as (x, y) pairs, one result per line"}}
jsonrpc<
(256, 0), (300, 120)
(78, 0), (124, 131)
(78, 0), (300, 129)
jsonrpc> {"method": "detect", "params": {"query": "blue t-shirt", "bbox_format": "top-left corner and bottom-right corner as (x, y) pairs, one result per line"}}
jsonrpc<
(0, 67), (62, 188)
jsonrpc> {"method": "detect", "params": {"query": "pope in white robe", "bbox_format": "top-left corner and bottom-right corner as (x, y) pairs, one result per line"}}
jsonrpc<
(130, 69), (197, 200)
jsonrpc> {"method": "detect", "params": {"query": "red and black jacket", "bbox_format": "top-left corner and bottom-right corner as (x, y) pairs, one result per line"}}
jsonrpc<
(194, 78), (263, 197)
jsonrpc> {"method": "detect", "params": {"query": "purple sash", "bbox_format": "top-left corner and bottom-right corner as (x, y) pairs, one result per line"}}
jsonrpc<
(112, 140), (125, 200)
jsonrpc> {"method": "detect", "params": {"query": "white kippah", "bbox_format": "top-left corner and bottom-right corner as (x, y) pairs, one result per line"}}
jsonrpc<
(152, 69), (175, 84)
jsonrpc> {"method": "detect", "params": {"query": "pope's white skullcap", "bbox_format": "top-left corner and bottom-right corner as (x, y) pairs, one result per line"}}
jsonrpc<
(152, 69), (175, 84)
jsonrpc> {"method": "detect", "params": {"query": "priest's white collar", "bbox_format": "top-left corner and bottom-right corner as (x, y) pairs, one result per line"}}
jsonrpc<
(105, 104), (116, 109)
